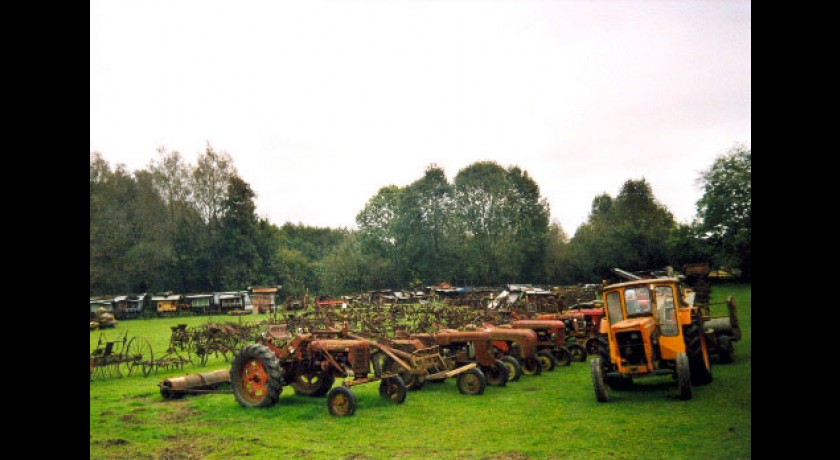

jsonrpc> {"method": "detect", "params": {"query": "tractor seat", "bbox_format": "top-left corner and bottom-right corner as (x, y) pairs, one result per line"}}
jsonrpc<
(267, 324), (292, 340)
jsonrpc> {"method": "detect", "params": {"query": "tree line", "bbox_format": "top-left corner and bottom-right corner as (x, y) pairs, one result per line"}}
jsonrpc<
(90, 144), (750, 296)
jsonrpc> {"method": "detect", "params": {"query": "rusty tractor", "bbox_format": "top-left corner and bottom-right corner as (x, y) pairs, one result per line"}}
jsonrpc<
(356, 332), (481, 394)
(536, 302), (604, 361)
(681, 263), (742, 364)
(592, 277), (713, 402)
(404, 328), (510, 394)
(509, 319), (574, 370)
(482, 324), (542, 380)
(230, 324), (407, 416)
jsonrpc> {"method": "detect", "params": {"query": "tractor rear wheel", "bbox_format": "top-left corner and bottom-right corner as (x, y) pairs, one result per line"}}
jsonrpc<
(500, 356), (522, 382)
(457, 368), (487, 395)
(291, 370), (335, 397)
(591, 357), (609, 402)
(379, 375), (408, 404)
(326, 386), (357, 416)
(568, 343), (588, 363)
(536, 350), (556, 372)
(483, 360), (509, 386)
(551, 347), (572, 367)
(231, 344), (283, 408)
(684, 315), (713, 385)
(676, 352), (692, 400)
(520, 356), (542, 376)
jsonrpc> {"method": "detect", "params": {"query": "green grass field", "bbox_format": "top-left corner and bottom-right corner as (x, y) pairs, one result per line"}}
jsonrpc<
(90, 284), (750, 459)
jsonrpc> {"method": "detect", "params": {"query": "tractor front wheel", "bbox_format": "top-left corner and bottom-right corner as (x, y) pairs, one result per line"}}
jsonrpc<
(379, 375), (408, 404)
(457, 368), (487, 395)
(326, 386), (357, 416)
(500, 356), (522, 382)
(536, 350), (556, 371)
(483, 360), (509, 386)
(520, 356), (542, 376)
(551, 347), (572, 367)
(568, 343), (588, 363)
(591, 357), (609, 403)
(230, 344), (283, 408)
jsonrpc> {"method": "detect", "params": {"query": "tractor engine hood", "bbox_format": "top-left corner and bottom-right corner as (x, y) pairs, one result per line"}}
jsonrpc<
(511, 320), (566, 331)
(611, 317), (657, 332)
(308, 339), (371, 353)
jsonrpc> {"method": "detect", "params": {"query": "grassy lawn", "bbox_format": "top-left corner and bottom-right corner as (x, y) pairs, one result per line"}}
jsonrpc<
(90, 284), (751, 459)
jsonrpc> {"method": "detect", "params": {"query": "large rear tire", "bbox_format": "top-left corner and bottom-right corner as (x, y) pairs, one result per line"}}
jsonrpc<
(551, 347), (572, 367)
(591, 357), (609, 402)
(676, 352), (692, 400)
(231, 344), (283, 408)
(684, 315), (713, 385)
(291, 370), (335, 397)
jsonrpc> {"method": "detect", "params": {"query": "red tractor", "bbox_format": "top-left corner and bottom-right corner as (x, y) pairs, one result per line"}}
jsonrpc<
(230, 325), (407, 416)
(392, 329), (510, 395)
(481, 324), (543, 381)
(509, 319), (574, 370)
(537, 301), (604, 360)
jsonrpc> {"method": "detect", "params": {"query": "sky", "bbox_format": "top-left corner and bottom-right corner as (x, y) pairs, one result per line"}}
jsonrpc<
(90, 0), (751, 235)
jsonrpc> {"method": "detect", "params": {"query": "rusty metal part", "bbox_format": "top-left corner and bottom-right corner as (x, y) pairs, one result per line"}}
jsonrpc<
(159, 369), (231, 398)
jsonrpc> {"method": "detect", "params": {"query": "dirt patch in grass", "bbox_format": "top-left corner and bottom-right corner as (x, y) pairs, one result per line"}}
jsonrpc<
(101, 410), (114, 416)
(483, 452), (531, 460)
(157, 438), (211, 460)
(119, 414), (140, 424)
(343, 454), (371, 460)
(91, 438), (130, 447)
(161, 405), (200, 423)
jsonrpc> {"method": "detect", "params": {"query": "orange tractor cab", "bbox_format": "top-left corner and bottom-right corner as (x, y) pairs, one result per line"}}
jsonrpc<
(592, 277), (713, 402)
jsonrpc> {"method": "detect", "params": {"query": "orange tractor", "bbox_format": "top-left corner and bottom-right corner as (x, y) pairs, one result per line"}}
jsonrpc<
(591, 277), (713, 402)
(230, 325), (408, 416)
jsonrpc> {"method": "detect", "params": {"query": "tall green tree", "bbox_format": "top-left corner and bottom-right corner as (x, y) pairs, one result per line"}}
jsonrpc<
(393, 165), (455, 286)
(452, 161), (550, 285)
(566, 179), (675, 282)
(696, 145), (751, 280)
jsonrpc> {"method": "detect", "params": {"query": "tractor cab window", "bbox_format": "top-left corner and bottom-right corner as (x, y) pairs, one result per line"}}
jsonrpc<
(655, 286), (679, 336)
(624, 287), (652, 317)
(606, 291), (624, 324)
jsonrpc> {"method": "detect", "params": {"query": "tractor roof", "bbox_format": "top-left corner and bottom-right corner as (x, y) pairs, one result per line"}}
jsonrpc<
(603, 277), (681, 290)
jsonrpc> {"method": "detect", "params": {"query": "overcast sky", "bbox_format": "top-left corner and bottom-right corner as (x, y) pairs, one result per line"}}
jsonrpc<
(90, 0), (750, 235)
